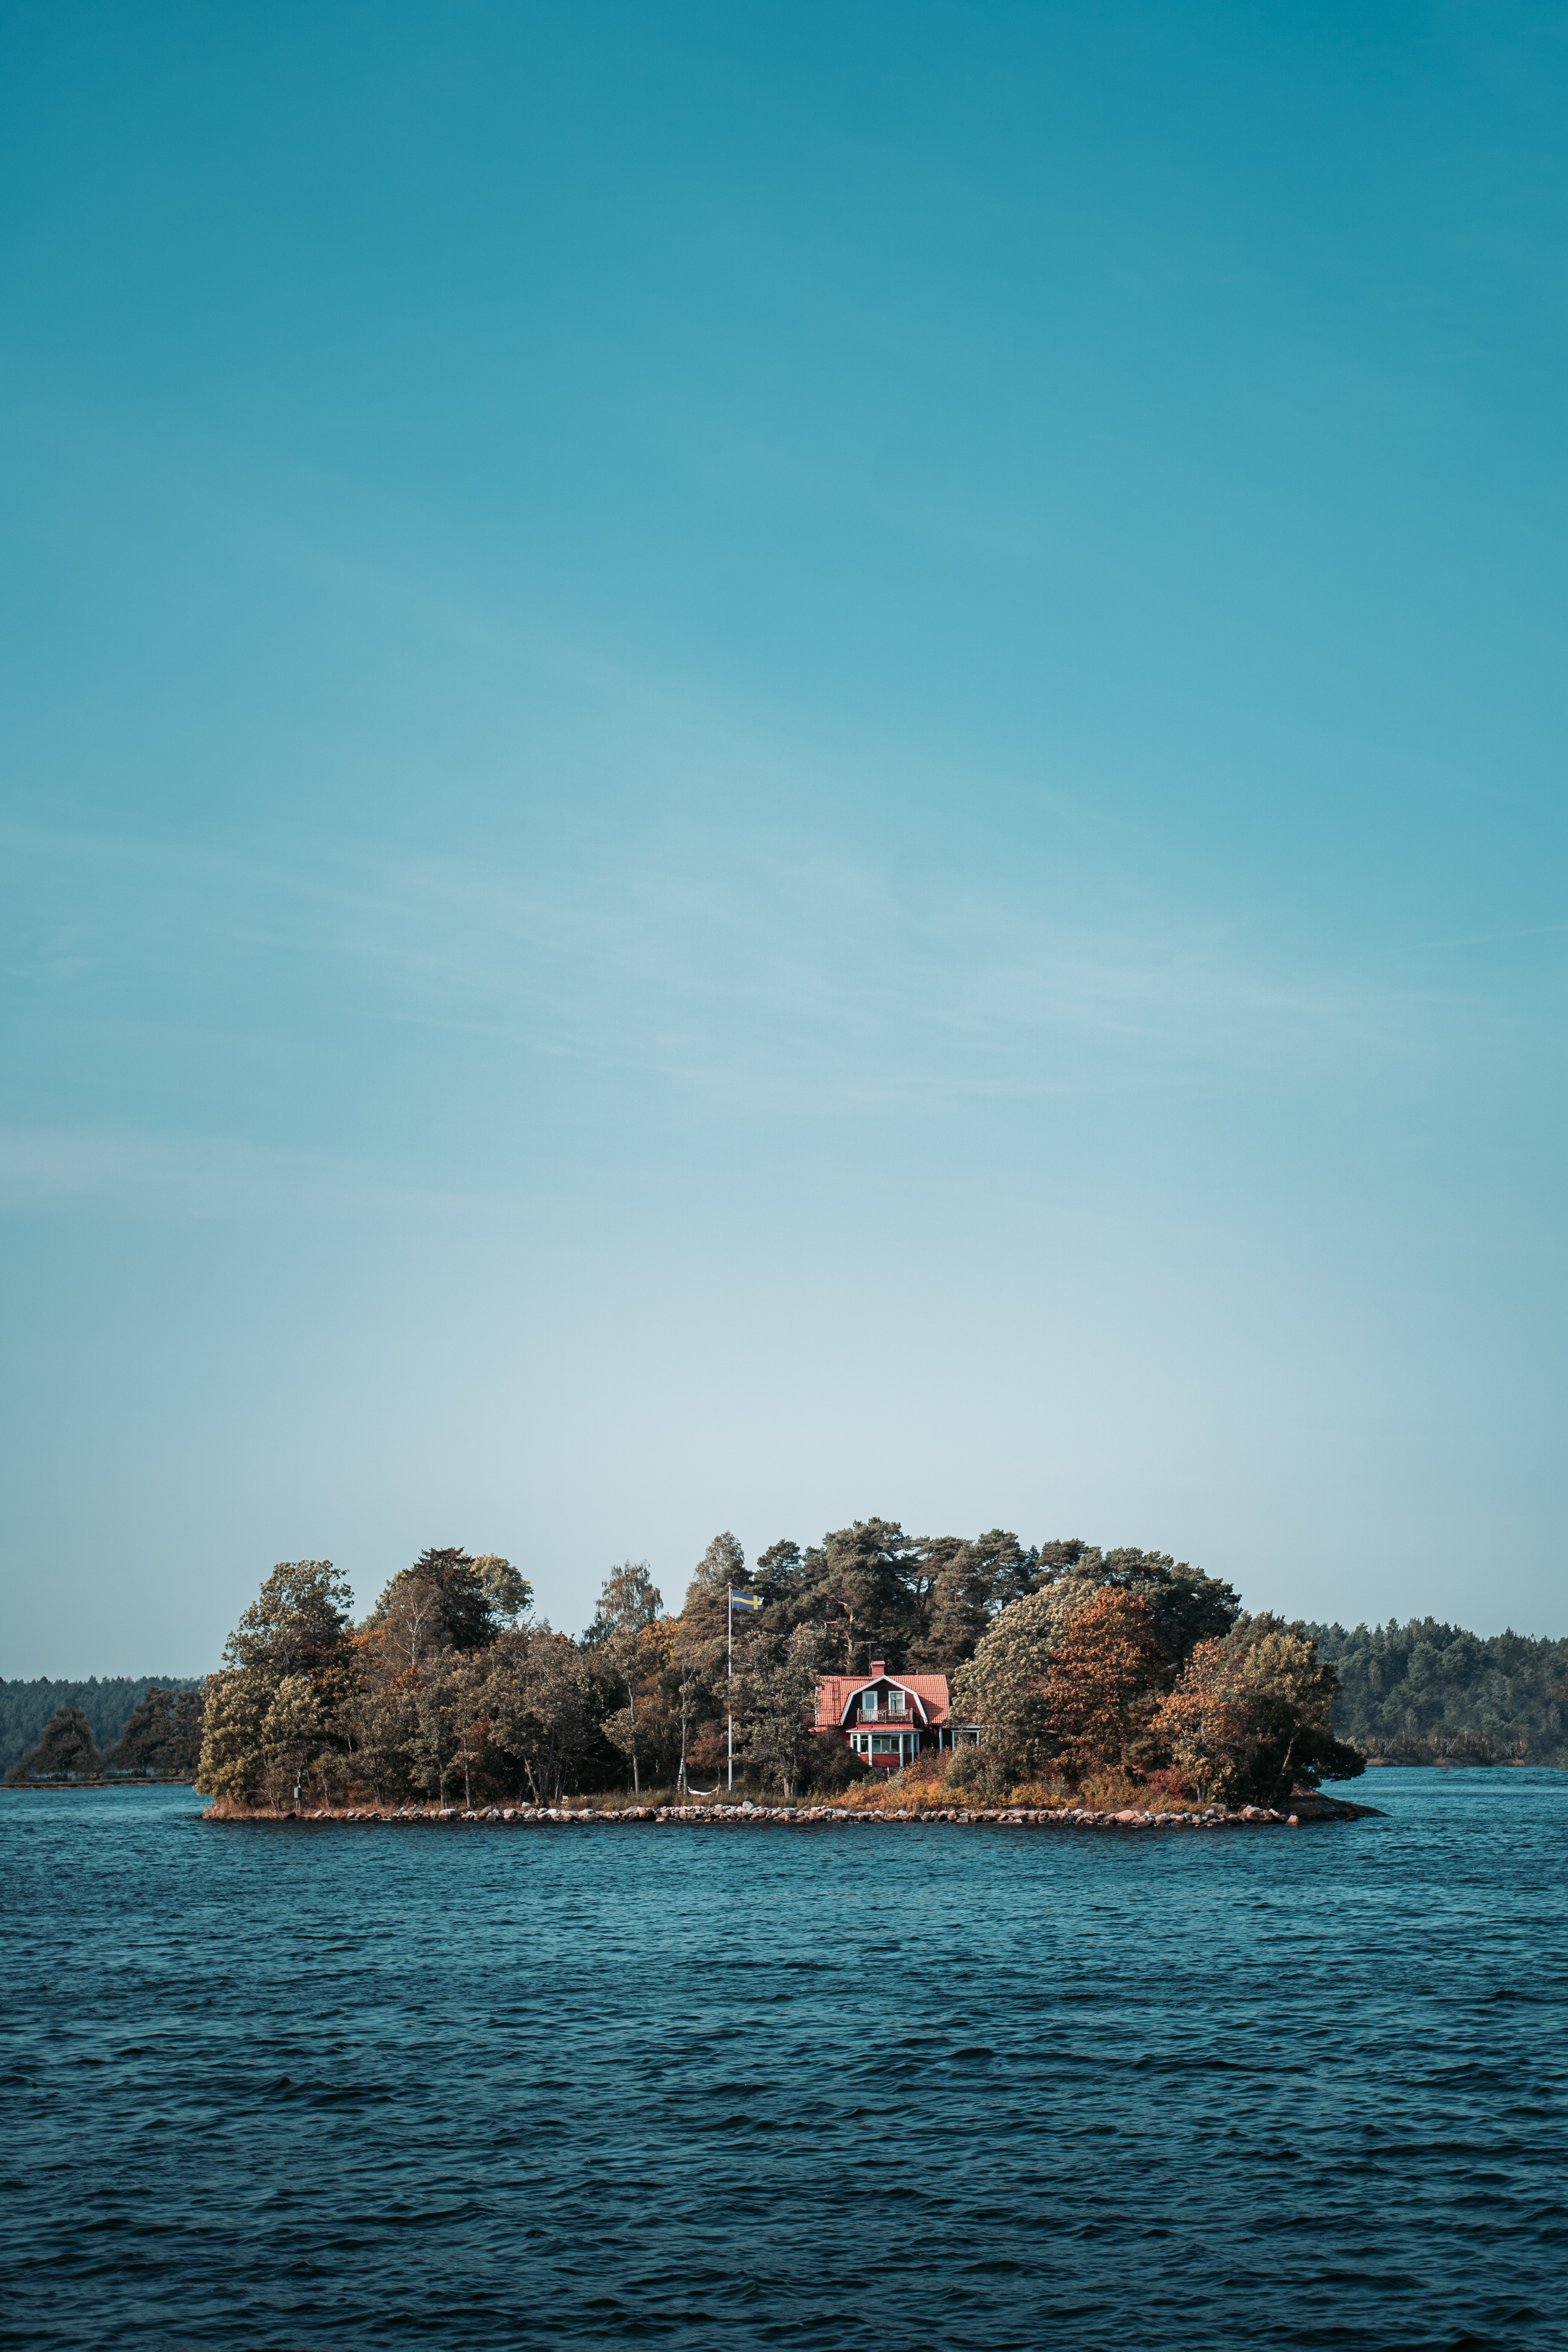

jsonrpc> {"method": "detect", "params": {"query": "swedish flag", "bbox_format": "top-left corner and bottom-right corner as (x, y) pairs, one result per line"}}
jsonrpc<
(730, 1590), (764, 1612)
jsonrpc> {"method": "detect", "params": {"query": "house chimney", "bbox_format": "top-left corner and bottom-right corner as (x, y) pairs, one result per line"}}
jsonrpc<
(870, 1660), (885, 1679)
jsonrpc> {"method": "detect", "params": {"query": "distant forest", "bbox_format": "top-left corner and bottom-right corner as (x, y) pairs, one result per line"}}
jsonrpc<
(1308, 1620), (1568, 1764)
(5, 1600), (1564, 1781)
(0, 1677), (203, 1772)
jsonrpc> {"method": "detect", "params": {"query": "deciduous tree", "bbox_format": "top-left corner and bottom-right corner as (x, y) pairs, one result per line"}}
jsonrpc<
(198, 1670), (268, 1807)
(108, 1686), (204, 1776)
(486, 1626), (601, 1803)
(587, 1562), (663, 1794)
(223, 1560), (353, 1679)
(1044, 1589), (1166, 1768)
(951, 1582), (1081, 1774)
(1152, 1630), (1365, 1804)
(3, 1706), (103, 1784)
(409, 1660), (462, 1807)
(199, 1562), (352, 1804)
(327, 1660), (415, 1807)
(475, 1555), (532, 1626)
(663, 1609), (718, 1793)
(258, 1674), (320, 1814)
(733, 1625), (820, 1798)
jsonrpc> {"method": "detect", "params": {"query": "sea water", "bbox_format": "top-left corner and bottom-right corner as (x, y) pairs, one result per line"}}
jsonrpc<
(2, 1772), (1564, 2350)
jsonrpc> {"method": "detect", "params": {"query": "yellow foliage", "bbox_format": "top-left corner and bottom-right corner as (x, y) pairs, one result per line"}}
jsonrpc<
(826, 1776), (912, 1809)
(823, 1766), (1198, 1814)
(1001, 1779), (1075, 1808)
(1072, 1764), (1141, 1807)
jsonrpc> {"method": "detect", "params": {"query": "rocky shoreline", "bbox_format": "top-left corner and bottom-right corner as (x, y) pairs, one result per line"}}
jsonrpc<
(208, 1791), (1380, 1829)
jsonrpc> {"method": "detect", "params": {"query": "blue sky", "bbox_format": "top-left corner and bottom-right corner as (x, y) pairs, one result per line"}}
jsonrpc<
(3, 2), (1566, 1671)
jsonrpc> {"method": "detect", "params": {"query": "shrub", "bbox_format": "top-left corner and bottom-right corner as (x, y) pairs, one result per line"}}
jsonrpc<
(827, 1777), (908, 1808)
(942, 1746), (1010, 1801)
(803, 1739), (871, 1795)
(1072, 1765), (1142, 1809)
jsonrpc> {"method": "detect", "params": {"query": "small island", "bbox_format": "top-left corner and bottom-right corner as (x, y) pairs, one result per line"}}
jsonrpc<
(177, 1525), (1378, 1828)
(216, 1791), (1380, 1830)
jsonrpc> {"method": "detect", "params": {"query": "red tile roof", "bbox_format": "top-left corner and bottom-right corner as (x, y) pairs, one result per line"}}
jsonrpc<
(815, 1671), (952, 1729)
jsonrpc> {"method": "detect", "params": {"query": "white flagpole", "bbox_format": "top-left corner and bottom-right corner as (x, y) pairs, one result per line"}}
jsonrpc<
(727, 1587), (734, 1791)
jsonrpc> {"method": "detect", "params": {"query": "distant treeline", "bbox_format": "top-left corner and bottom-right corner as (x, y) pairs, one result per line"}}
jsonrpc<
(12, 1593), (1562, 1789)
(0, 1677), (204, 1772)
(1308, 1619), (1568, 1765)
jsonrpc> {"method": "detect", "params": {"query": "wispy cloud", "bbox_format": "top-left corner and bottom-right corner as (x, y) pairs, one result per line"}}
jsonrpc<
(0, 1124), (477, 1221)
(1, 761), (1512, 1172)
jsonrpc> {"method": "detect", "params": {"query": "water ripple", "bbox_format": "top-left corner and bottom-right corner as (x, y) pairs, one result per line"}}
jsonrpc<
(1, 1772), (1565, 2348)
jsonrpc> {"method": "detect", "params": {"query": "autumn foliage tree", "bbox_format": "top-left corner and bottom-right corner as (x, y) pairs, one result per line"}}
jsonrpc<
(1153, 1623), (1366, 1804)
(1149, 1641), (1261, 1801)
(1044, 1589), (1167, 1770)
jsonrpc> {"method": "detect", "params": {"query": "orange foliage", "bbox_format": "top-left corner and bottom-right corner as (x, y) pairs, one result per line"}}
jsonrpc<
(1149, 1638), (1260, 1799)
(829, 1776), (922, 1809)
(1045, 1588), (1166, 1766)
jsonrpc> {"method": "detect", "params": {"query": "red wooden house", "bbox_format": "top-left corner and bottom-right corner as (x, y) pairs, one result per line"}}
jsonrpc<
(814, 1660), (976, 1770)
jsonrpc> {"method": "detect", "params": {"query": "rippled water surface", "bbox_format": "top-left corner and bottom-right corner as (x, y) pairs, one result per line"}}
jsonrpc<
(2, 1774), (1566, 2350)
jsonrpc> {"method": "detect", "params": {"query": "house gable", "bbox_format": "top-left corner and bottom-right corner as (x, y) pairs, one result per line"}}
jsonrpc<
(813, 1664), (961, 1767)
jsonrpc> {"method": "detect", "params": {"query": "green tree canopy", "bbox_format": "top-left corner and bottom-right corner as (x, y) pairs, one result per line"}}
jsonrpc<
(1039, 1547), (1241, 1671)
(196, 1669), (267, 1806)
(734, 1526), (1238, 1677)
(1308, 1616), (1568, 1763)
(109, 1686), (204, 1776)
(223, 1560), (353, 1679)
(203, 1560), (351, 1807)
(908, 1536), (999, 1666)
(733, 1624), (821, 1798)
(677, 1533), (748, 1650)
(791, 1518), (925, 1671)
(585, 1559), (664, 1643)
(585, 1562), (664, 1793)
(4, 1705), (103, 1783)
(475, 1554), (532, 1625)
(368, 1547), (515, 1657)
(950, 1583), (1081, 1773)
(486, 1625), (605, 1805)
